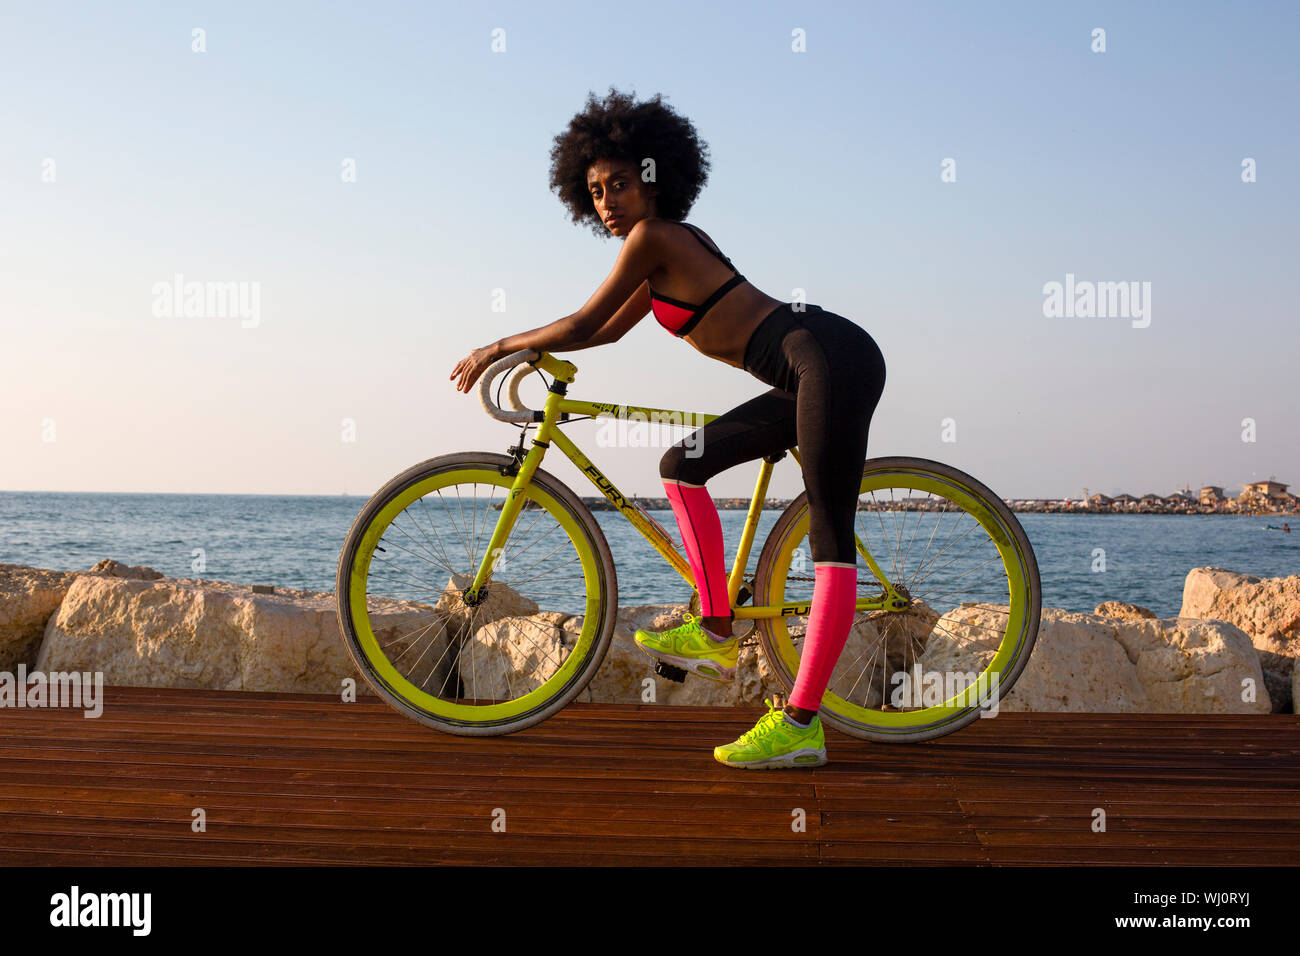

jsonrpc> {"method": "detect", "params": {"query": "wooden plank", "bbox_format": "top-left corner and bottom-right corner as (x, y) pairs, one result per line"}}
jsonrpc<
(0, 685), (1296, 865)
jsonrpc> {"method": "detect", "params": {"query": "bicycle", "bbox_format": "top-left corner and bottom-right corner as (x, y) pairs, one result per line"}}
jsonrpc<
(335, 349), (1041, 741)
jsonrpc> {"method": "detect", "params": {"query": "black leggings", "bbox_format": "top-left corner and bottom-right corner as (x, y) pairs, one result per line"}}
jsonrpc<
(659, 303), (886, 564)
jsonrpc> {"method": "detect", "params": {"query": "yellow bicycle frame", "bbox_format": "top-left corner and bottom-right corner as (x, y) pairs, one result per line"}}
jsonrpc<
(467, 352), (906, 618)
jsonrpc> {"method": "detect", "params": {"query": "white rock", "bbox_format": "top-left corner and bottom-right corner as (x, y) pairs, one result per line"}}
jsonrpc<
(0, 564), (80, 670)
(921, 606), (1270, 713)
(0, 561), (163, 670)
(1094, 600), (1157, 620)
(1179, 567), (1300, 712)
(13, 558), (1284, 717)
(36, 574), (447, 695)
(87, 559), (164, 580)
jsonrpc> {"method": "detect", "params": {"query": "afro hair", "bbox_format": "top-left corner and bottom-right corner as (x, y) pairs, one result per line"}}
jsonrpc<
(548, 87), (711, 238)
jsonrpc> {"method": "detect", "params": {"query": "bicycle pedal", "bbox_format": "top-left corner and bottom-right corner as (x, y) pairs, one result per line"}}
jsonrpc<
(653, 661), (689, 683)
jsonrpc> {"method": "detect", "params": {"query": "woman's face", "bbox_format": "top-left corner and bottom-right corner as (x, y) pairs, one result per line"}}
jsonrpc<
(587, 158), (657, 236)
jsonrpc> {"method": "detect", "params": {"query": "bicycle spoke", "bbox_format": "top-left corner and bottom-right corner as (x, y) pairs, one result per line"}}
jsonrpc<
(345, 464), (611, 723)
(415, 496), (460, 574)
(761, 461), (1037, 736)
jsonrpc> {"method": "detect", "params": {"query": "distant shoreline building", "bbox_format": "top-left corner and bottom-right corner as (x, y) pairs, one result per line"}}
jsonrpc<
(1241, 480), (1291, 511)
(1200, 485), (1225, 507)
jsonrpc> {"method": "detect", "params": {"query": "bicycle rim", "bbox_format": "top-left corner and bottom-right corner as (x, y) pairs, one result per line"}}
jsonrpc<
(336, 454), (616, 735)
(756, 457), (1041, 742)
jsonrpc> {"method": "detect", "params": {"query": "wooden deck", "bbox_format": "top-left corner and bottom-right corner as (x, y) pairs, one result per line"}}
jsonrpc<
(1, 686), (1297, 866)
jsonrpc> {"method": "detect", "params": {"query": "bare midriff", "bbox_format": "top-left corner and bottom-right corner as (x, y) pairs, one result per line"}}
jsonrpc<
(646, 221), (785, 369)
(683, 284), (785, 369)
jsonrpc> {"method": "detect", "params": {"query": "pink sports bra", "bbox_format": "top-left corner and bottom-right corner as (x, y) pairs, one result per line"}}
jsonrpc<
(648, 222), (747, 337)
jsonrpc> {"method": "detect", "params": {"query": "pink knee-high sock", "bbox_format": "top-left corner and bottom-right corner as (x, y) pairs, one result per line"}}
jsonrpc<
(789, 563), (857, 711)
(663, 479), (730, 618)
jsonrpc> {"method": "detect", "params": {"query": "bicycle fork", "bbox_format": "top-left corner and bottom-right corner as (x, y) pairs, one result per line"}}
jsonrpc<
(461, 391), (567, 605)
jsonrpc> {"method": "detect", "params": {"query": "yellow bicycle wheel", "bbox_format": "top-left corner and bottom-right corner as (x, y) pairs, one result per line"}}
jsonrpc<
(335, 452), (618, 735)
(753, 456), (1041, 742)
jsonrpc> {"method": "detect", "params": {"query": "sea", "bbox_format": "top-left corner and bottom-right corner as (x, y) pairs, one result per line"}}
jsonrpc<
(1, 491), (1296, 617)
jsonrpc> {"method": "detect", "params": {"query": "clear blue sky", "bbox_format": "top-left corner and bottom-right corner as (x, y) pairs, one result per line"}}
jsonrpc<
(2, 0), (1297, 500)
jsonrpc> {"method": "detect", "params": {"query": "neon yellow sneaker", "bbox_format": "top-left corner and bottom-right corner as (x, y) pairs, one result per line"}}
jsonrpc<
(633, 612), (739, 682)
(714, 698), (828, 769)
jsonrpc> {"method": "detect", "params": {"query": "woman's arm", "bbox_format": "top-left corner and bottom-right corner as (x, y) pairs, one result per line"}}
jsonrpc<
(488, 222), (660, 361)
(452, 221), (660, 392)
(555, 280), (651, 351)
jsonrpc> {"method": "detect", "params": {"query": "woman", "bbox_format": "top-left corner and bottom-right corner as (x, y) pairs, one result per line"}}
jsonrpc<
(451, 89), (886, 769)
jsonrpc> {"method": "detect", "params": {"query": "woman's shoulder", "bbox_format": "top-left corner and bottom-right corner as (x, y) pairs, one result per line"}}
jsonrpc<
(644, 217), (721, 248)
(627, 217), (697, 256)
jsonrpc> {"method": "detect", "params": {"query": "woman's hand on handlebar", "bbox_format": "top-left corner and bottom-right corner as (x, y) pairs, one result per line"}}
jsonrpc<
(450, 343), (501, 393)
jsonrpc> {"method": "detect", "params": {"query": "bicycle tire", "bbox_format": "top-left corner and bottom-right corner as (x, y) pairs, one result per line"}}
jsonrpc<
(335, 451), (618, 736)
(753, 456), (1041, 743)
